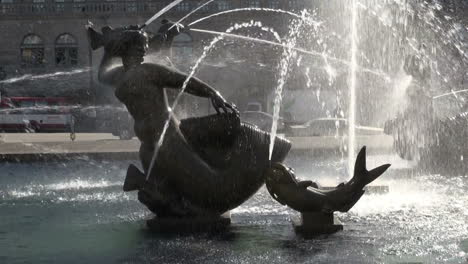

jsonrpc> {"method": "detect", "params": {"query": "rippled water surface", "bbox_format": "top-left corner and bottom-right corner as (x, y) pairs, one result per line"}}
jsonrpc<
(0, 154), (467, 263)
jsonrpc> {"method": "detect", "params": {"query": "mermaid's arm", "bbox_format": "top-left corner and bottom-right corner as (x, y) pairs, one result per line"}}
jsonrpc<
(152, 64), (219, 98)
(150, 64), (237, 114)
(98, 52), (124, 86)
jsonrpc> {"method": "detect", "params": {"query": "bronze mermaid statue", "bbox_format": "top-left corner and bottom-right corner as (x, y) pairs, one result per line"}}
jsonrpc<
(88, 21), (390, 220)
(88, 23), (290, 217)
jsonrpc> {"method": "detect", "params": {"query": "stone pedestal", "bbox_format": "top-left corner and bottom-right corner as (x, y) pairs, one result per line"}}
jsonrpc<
(147, 212), (231, 233)
(292, 212), (343, 237)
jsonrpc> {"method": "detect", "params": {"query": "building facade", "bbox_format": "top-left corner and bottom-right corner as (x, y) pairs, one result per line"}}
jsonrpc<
(0, 0), (465, 125)
(0, 0), (307, 110)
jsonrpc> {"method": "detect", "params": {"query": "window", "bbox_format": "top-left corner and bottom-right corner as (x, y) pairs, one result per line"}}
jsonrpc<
(200, 2), (212, 12)
(1, 0), (13, 14)
(288, 0), (298, 10)
(32, 0), (46, 13)
(217, 0), (230, 11)
(55, 33), (78, 66)
(55, 0), (65, 12)
(247, 0), (260, 8)
(125, 0), (137, 12)
(176, 2), (190, 12)
(172, 33), (193, 63)
(268, 0), (280, 9)
(73, 0), (86, 13)
(21, 34), (44, 67)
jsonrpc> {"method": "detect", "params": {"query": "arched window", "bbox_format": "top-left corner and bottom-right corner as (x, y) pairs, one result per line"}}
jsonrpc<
(55, 33), (78, 66)
(21, 34), (44, 67)
(176, 1), (191, 12)
(172, 33), (193, 63)
(246, 0), (260, 8)
(288, 0), (298, 10)
(268, 0), (280, 9)
(217, 0), (230, 11)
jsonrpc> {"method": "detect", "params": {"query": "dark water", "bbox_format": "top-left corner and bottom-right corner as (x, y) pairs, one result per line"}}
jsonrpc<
(0, 154), (467, 263)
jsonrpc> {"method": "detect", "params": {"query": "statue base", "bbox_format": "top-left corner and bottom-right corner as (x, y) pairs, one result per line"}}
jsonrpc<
(147, 212), (231, 233)
(292, 212), (343, 237)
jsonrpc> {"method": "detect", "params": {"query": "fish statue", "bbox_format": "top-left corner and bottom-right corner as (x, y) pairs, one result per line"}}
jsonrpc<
(265, 146), (390, 213)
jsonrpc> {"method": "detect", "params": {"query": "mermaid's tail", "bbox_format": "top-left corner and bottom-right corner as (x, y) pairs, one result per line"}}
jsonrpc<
(124, 113), (291, 215)
(123, 164), (145, 192)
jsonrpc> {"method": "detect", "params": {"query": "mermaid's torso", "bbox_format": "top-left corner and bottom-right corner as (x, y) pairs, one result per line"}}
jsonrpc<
(114, 64), (173, 144)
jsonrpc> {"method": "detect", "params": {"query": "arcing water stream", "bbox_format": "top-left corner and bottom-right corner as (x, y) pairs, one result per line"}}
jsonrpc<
(189, 28), (390, 79)
(268, 16), (305, 160)
(0, 68), (89, 84)
(347, 0), (359, 176)
(169, 0), (218, 31)
(146, 21), (284, 180)
(188, 7), (317, 27)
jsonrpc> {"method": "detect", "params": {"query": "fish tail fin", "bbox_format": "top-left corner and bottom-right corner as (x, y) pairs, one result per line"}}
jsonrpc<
(123, 164), (146, 192)
(352, 146), (391, 188)
(87, 27), (105, 50)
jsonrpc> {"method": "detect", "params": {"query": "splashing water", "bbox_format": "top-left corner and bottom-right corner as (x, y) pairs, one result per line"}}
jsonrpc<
(0, 104), (126, 114)
(141, 0), (184, 28)
(190, 28), (390, 80)
(169, 0), (218, 31)
(347, 0), (359, 177)
(268, 16), (305, 160)
(146, 21), (283, 180)
(188, 7), (319, 27)
(355, 0), (467, 99)
(0, 68), (90, 84)
(433, 89), (468, 100)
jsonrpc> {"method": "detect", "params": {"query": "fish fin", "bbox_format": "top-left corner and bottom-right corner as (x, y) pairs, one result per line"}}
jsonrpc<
(353, 146), (367, 177)
(87, 27), (105, 50)
(367, 164), (391, 183)
(352, 146), (391, 187)
(123, 164), (146, 192)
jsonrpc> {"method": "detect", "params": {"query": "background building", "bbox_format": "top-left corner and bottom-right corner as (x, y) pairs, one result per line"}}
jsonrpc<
(0, 0), (306, 110)
(0, 0), (466, 127)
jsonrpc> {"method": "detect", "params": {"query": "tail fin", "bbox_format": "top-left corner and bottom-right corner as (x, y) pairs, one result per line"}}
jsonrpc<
(338, 189), (365, 212)
(123, 164), (146, 192)
(352, 146), (391, 189)
(87, 27), (105, 50)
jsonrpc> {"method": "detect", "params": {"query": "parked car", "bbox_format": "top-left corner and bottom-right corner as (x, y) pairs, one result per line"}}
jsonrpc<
(285, 118), (393, 152)
(111, 109), (134, 140)
(288, 118), (383, 137)
(246, 102), (262, 112)
(241, 111), (286, 132)
(71, 104), (135, 140)
(0, 96), (72, 132)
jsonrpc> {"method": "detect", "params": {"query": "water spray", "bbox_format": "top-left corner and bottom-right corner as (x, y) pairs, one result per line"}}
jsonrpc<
(188, 8), (316, 27)
(168, 0), (218, 31)
(139, 0), (184, 30)
(190, 28), (389, 79)
(348, 0), (358, 178)
(433, 89), (468, 100)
